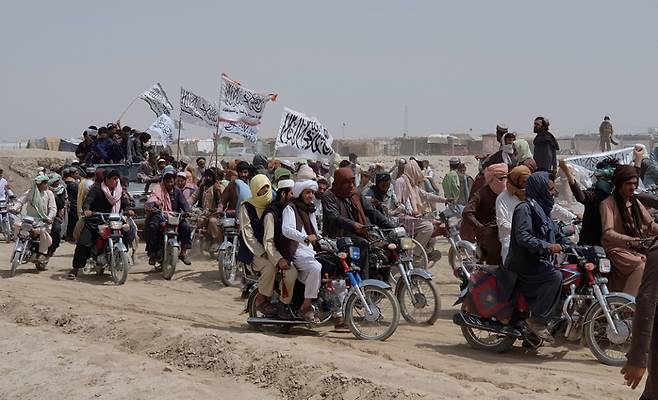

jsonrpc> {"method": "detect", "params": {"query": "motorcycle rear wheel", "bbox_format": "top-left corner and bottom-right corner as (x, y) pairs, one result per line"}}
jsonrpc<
(161, 246), (179, 280)
(460, 306), (515, 353)
(9, 250), (21, 277)
(111, 249), (130, 285)
(218, 245), (236, 287)
(345, 286), (400, 341)
(396, 275), (440, 325)
(246, 289), (291, 334)
(584, 295), (635, 366)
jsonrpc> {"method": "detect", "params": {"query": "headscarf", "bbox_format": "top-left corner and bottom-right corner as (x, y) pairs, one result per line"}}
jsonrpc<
(514, 139), (533, 163)
(243, 174), (272, 217)
(332, 168), (367, 225)
(28, 175), (50, 220)
(148, 181), (173, 212)
(185, 170), (194, 185)
(292, 180), (318, 198)
(612, 165), (643, 238)
(525, 172), (554, 215)
(48, 173), (65, 195)
(506, 166), (531, 200)
(400, 160), (426, 215)
(296, 164), (317, 182)
(501, 132), (516, 166)
(484, 163), (508, 195)
(101, 181), (123, 213)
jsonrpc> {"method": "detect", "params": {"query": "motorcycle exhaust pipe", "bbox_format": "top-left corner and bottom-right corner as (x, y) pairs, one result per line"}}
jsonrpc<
(246, 317), (309, 326)
(452, 312), (523, 338)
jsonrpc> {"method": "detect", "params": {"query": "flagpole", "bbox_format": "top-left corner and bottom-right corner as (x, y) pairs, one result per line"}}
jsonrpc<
(214, 76), (223, 170)
(116, 96), (139, 124)
(176, 109), (183, 164)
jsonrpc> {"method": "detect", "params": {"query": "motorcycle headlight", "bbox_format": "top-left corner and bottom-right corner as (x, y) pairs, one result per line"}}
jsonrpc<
(222, 218), (236, 228)
(349, 246), (361, 261)
(391, 227), (406, 238)
(19, 229), (31, 239)
(98, 224), (109, 234)
(109, 221), (123, 230)
(400, 237), (414, 250)
(599, 259), (611, 274)
(448, 216), (460, 228)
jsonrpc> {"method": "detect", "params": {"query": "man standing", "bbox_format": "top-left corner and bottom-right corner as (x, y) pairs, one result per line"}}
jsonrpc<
(442, 158), (461, 202)
(599, 116), (615, 152)
(64, 168), (79, 241)
(622, 243), (658, 399)
(532, 116), (559, 174)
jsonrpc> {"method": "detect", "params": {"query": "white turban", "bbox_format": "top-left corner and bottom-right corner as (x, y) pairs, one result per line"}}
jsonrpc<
(292, 180), (318, 198)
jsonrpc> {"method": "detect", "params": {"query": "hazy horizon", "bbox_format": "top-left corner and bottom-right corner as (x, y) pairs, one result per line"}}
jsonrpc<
(2, 1), (657, 142)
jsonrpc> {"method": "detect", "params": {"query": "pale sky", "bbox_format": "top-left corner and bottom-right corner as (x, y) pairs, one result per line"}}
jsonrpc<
(2, 0), (657, 141)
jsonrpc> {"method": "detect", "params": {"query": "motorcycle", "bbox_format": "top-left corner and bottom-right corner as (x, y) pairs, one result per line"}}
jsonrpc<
(150, 210), (183, 280)
(9, 215), (47, 276)
(81, 212), (131, 285)
(217, 211), (240, 287)
(437, 204), (476, 271)
(0, 198), (15, 242)
(247, 237), (400, 341)
(368, 225), (440, 325)
(453, 245), (635, 366)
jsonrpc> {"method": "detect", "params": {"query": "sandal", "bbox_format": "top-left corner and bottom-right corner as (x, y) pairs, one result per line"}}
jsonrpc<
(67, 269), (78, 280)
(301, 308), (320, 324)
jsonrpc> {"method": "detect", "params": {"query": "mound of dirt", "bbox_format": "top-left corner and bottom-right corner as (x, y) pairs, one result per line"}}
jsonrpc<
(0, 149), (74, 193)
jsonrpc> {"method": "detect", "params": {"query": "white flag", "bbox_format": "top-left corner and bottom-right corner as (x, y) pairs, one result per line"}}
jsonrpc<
(139, 83), (174, 117)
(147, 114), (176, 147)
(219, 74), (276, 142)
(180, 87), (218, 129)
(275, 107), (335, 159)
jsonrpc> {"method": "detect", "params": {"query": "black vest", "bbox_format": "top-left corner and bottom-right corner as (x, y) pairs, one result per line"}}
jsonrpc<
(237, 202), (264, 264)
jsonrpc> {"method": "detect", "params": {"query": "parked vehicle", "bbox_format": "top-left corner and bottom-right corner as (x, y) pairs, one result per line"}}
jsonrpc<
(453, 245), (635, 366)
(9, 216), (47, 276)
(247, 237), (400, 341)
(80, 213), (130, 285)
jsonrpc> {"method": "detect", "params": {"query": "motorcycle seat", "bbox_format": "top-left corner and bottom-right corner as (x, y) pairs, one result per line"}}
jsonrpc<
(477, 264), (500, 274)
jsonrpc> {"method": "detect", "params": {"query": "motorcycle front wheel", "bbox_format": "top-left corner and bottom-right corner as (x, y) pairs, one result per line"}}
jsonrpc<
(9, 250), (21, 277)
(345, 285), (400, 341)
(218, 244), (236, 287)
(161, 246), (179, 280)
(111, 248), (130, 285)
(396, 275), (440, 325)
(584, 295), (635, 366)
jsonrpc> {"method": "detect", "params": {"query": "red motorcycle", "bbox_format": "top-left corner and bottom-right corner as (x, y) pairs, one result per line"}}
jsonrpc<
(453, 245), (635, 366)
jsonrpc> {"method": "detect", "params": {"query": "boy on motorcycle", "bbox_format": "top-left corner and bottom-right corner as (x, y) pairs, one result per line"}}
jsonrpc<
(69, 170), (130, 280)
(144, 166), (192, 266)
(12, 174), (57, 263)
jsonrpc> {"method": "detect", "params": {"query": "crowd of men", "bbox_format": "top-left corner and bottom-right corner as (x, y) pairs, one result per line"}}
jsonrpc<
(2, 115), (655, 398)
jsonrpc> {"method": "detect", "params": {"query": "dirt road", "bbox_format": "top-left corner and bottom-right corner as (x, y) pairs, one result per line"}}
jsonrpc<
(0, 241), (639, 400)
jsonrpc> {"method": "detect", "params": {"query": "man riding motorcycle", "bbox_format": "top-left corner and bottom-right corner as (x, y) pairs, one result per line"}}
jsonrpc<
(322, 167), (395, 279)
(144, 166), (192, 266)
(282, 179), (323, 322)
(496, 172), (571, 342)
(12, 175), (57, 263)
(69, 169), (130, 280)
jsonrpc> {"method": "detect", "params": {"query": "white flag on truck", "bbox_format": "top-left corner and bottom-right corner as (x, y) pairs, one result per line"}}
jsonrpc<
(139, 83), (174, 117)
(146, 114), (176, 147)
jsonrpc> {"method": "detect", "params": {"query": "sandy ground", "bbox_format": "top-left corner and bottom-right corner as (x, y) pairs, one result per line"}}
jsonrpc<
(0, 240), (642, 400)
